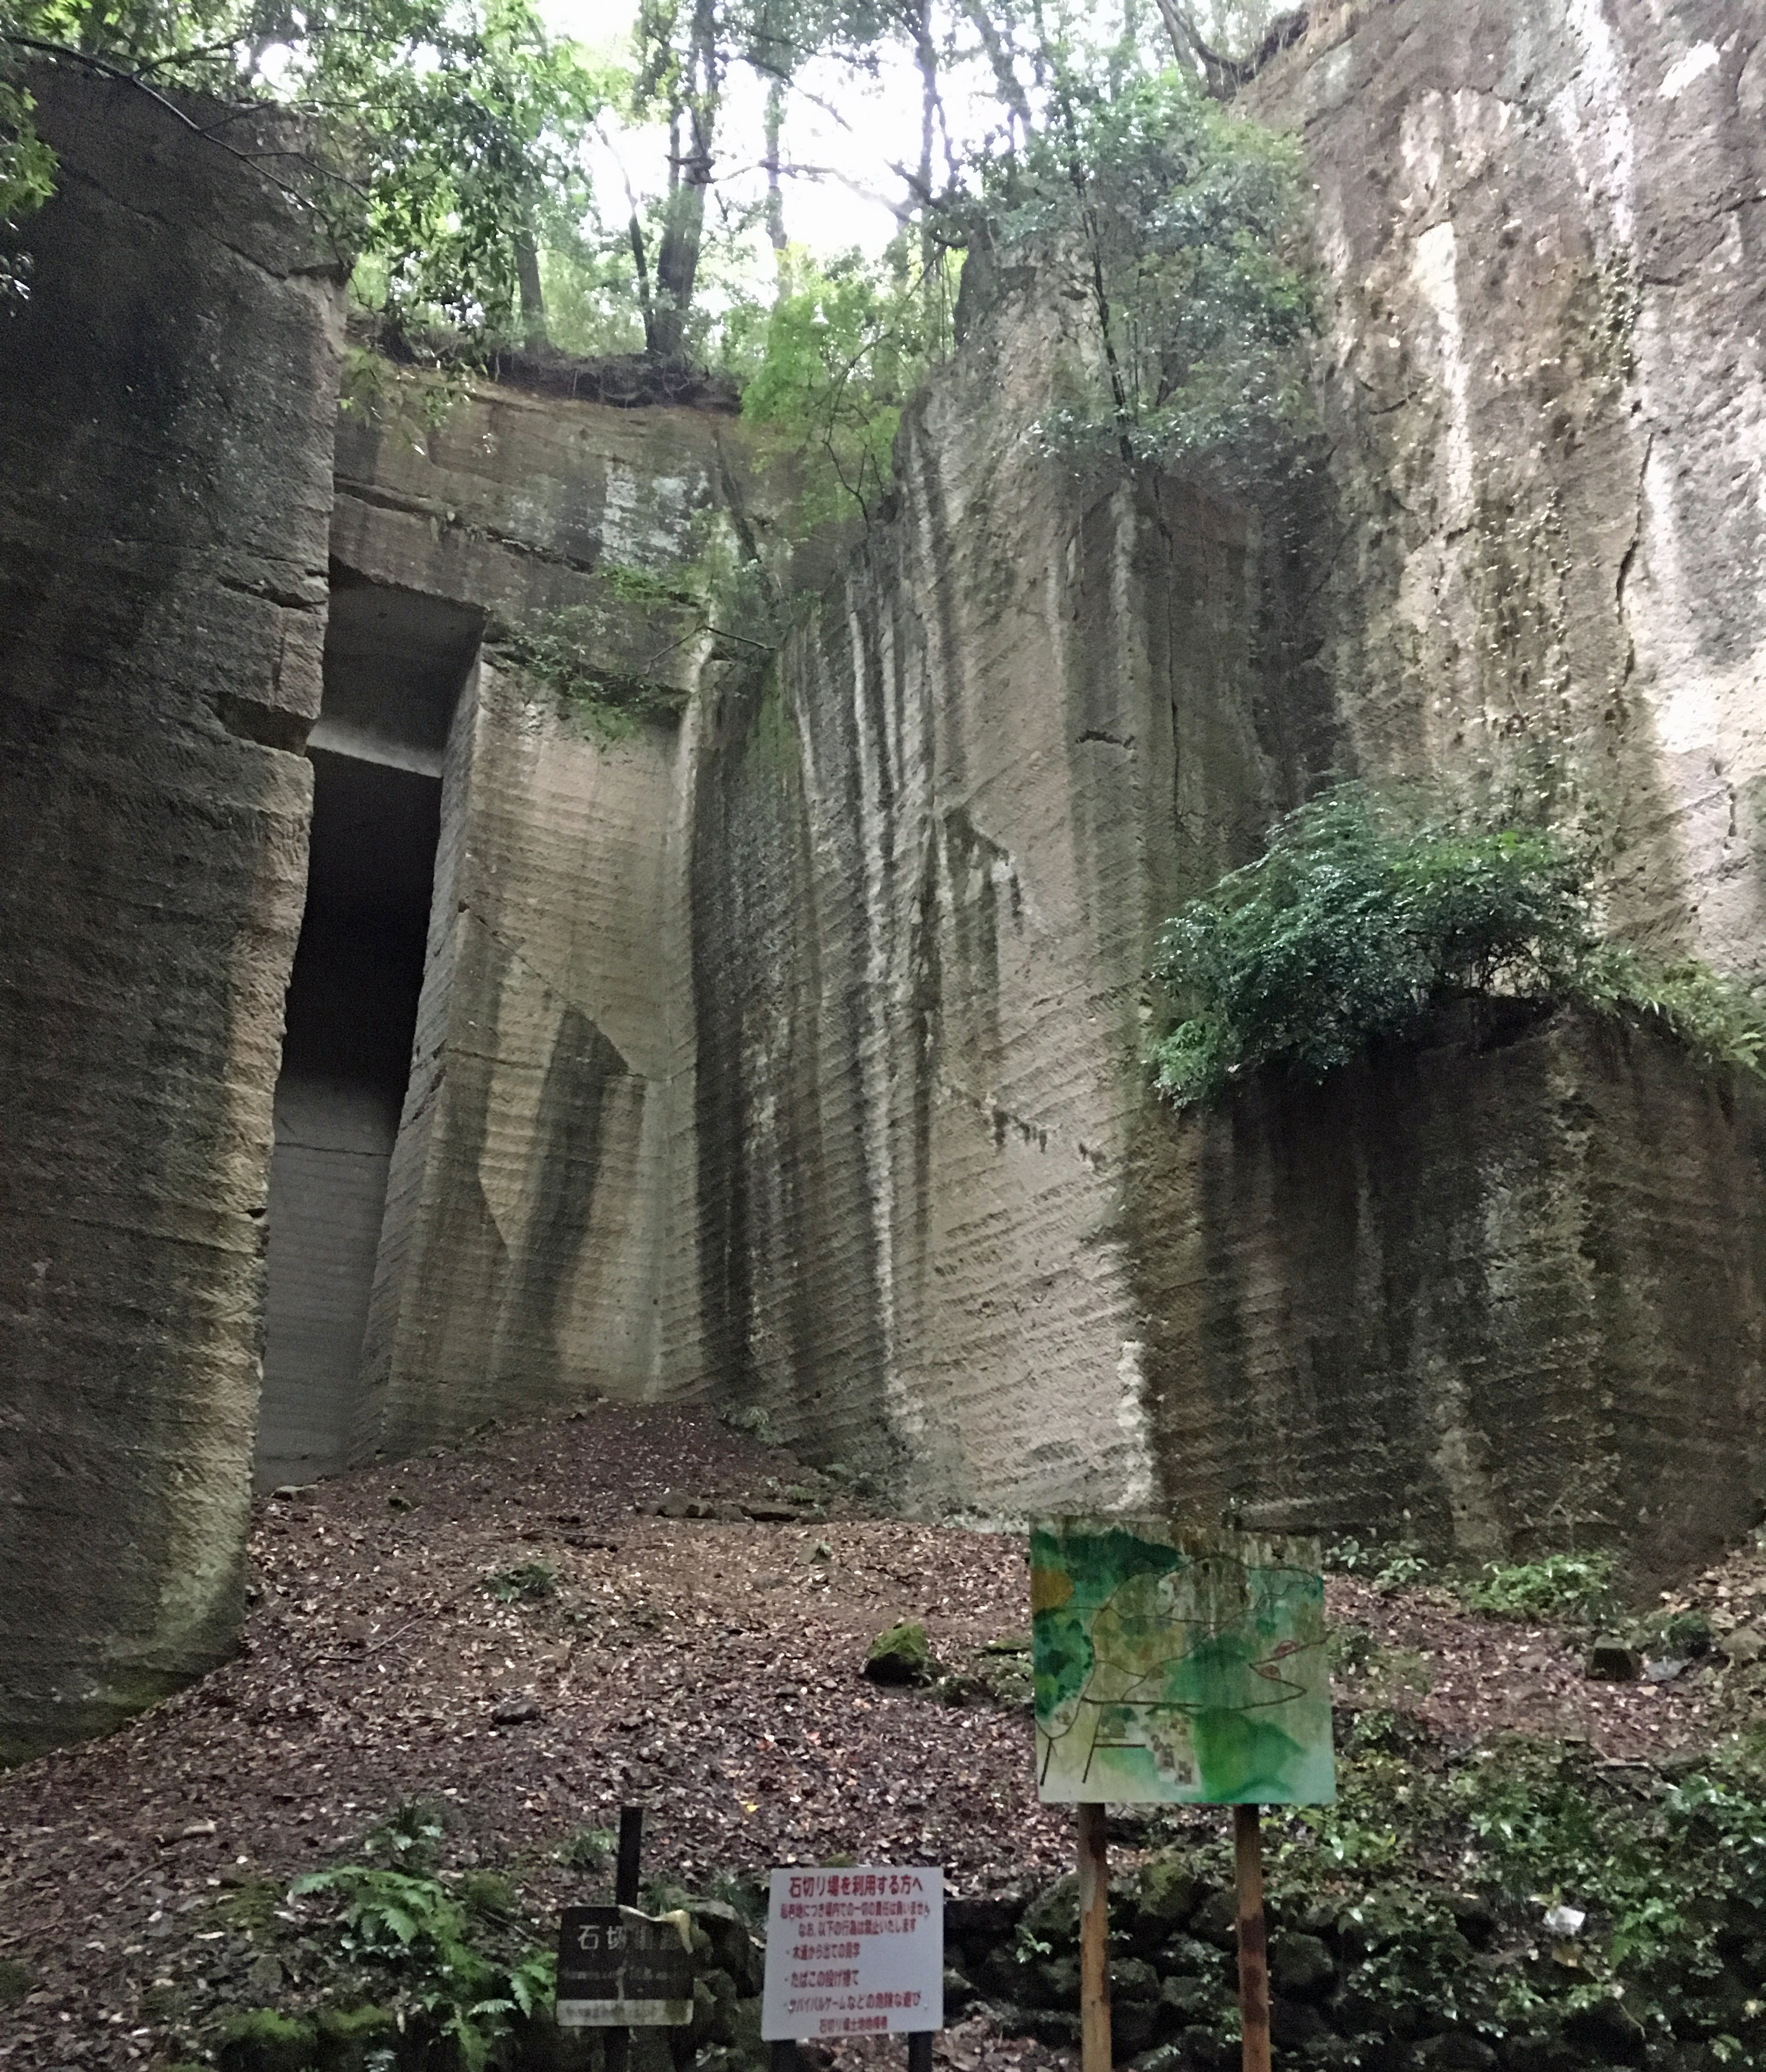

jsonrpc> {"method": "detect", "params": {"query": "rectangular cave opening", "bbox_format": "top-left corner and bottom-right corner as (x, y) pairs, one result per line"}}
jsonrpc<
(255, 576), (480, 1490)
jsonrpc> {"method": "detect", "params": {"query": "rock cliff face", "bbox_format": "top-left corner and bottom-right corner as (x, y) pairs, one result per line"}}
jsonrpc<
(0, 73), (343, 1759)
(5, 0), (1766, 1761)
(687, 293), (1319, 1514)
(1246, 0), (1766, 974)
(325, 386), (760, 1461)
(1131, 1002), (1766, 1576)
(689, 0), (1766, 1573)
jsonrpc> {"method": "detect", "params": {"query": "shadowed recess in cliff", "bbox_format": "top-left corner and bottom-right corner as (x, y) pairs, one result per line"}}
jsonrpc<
(489, 1004), (633, 1389)
(690, 655), (898, 1470)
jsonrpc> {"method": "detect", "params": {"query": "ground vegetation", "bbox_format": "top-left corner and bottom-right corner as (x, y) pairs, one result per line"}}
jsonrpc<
(5, 1407), (1766, 2068)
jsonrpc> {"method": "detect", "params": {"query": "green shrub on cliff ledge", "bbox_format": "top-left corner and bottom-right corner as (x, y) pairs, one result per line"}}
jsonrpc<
(1148, 785), (1766, 1107)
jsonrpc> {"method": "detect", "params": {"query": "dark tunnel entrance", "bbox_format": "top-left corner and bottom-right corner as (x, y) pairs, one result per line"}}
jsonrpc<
(255, 578), (480, 1490)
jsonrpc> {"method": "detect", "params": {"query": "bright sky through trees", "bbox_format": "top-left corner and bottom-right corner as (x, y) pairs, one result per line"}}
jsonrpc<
(545, 0), (1038, 294)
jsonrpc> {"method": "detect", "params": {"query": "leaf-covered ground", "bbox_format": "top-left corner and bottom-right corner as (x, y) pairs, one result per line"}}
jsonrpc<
(0, 1404), (1754, 2068)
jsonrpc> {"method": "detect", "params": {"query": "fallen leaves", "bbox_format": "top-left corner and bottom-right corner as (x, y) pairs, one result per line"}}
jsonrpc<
(0, 1404), (1748, 2071)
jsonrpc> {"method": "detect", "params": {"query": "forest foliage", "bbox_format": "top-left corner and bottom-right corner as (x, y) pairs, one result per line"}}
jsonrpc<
(0, 0), (1315, 511)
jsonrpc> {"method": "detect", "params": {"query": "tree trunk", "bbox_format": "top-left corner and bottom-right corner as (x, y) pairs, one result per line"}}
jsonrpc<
(962, 2), (1032, 140)
(514, 227), (545, 347)
(648, 0), (718, 361)
(914, 0), (940, 332)
(763, 74), (788, 290)
(1153, 1), (1308, 97)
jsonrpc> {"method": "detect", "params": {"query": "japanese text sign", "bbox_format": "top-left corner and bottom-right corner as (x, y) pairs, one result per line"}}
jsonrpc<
(556, 1904), (695, 2028)
(760, 1865), (943, 2039)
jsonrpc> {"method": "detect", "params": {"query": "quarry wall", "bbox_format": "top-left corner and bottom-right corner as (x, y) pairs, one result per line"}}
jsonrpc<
(693, 0), (1766, 1577)
(687, 290), (1317, 1515)
(326, 386), (762, 1462)
(5, 0), (1766, 1761)
(0, 72), (344, 1759)
(1245, 0), (1766, 976)
(1125, 0), (1766, 1580)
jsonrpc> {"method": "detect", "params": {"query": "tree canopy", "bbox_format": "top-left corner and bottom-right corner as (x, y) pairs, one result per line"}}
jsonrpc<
(0, 0), (1316, 513)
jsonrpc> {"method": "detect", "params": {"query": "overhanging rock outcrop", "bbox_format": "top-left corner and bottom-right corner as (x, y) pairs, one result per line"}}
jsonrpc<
(0, 71), (344, 1760)
(1129, 1001), (1766, 1584)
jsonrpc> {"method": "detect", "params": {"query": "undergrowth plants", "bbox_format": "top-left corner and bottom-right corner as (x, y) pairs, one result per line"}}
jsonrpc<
(1147, 783), (1766, 1108)
(288, 1862), (553, 2068)
(493, 602), (692, 745)
(1461, 1550), (1618, 1626)
(1264, 1726), (1766, 2060)
(280, 1803), (552, 2068)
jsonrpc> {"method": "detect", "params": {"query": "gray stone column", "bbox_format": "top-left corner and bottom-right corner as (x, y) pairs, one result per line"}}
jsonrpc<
(0, 68), (345, 1761)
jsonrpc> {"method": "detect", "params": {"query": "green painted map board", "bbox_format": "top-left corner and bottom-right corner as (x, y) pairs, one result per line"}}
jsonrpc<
(1031, 1522), (1334, 1806)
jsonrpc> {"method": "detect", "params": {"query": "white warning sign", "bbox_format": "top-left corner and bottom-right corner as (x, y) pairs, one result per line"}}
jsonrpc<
(760, 1865), (944, 2040)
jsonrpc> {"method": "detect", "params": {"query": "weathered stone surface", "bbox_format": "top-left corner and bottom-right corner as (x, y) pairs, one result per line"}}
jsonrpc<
(329, 383), (773, 1459)
(12, 0), (1766, 1765)
(0, 71), (343, 1759)
(1586, 1636), (1645, 1682)
(1247, 0), (1766, 978)
(1130, 1002), (1766, 1583)
(1268, 1931), (1336, 1998)
(687, 274), (1309, 1516)
(684, 0), (1766, 1561)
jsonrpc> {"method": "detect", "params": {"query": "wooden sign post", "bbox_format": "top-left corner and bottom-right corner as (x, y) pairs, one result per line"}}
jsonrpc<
(600, 1805), (645, 2072)
(1076, 1803), (1111, 2072)
(1233, 1805), (1271, 2072)
(1031, 1524), (1334, 2072)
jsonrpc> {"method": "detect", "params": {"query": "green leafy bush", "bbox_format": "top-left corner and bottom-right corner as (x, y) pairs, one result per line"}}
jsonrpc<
(1462, 1551), (1617, 1625)
(1, 0), (613, 344)
(967, 58), (1316, 470)
(1148, 785), (1766, 1107)
(739, 247), (947, 533)
(368, 1796), (449, 1870)
(559, 1824), (616, 1875)
(1264, 1731), (1766, 2054)
(0, 71), (55, 303)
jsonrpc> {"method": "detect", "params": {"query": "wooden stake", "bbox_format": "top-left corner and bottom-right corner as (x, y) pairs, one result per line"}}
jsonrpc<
(1077, 1802), (1111, 2072)
(1233, 1804), (1271, 2072)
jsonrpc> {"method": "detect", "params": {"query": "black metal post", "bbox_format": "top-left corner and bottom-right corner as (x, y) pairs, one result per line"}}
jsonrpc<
(770, 2044), (800, 2072)
(606, 1805), (644, 2072)
(616, 1803), (644, 1907)
(907, 2032), (934, 2072)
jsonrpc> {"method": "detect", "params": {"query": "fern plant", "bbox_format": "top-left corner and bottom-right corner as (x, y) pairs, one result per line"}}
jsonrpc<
(290, 1865), (553, 2069)
(1148, 785), (1766, 1107)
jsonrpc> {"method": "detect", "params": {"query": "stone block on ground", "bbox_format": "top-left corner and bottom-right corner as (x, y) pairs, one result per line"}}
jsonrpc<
(1584, 1638), (1643, 1682)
